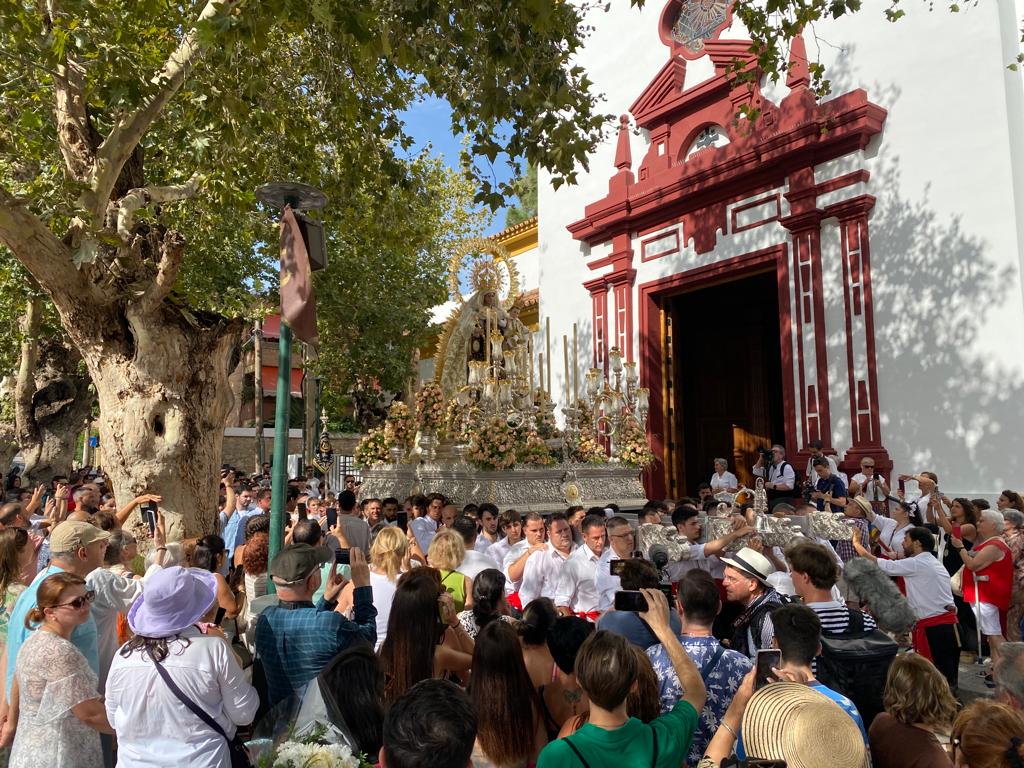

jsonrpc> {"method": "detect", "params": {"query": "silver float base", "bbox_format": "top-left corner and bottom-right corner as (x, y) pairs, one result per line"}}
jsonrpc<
(357, 461), (647, 513)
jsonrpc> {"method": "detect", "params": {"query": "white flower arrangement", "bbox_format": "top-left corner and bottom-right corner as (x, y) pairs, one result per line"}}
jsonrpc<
(269, 740), (361, 768)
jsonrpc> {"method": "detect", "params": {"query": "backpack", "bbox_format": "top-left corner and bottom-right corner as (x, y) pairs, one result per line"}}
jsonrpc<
(815, 608), (896, 728)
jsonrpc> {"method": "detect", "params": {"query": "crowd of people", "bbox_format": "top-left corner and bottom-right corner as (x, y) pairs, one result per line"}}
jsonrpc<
(0, 457), (1021, 768)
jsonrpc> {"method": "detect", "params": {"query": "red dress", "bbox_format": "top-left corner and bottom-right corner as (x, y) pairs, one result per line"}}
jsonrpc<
(963, 537), (1013, 611)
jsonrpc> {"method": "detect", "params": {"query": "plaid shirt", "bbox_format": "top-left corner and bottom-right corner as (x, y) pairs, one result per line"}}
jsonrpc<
(834, 517), (871, 563)
(255, 586), (377, 707)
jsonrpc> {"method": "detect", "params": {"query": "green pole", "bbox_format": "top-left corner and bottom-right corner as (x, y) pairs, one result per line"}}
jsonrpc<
(267, 322), (292, 594)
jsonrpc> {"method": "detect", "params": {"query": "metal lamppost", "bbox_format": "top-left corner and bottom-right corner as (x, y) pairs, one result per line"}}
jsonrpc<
(255, 181), (327, 587)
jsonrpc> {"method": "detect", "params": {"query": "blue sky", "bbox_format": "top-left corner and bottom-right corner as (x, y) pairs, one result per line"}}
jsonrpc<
(398, 96), (518, 236)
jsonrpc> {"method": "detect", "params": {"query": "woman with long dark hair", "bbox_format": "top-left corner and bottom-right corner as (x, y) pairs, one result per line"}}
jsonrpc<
(378, 568), (474, 705)
(191, 535), (239, 623)
(457, 569), (514, 639)
(318, 646), (385, 758)
(519, 597), (559, 689)
(470, 621), (547, 767)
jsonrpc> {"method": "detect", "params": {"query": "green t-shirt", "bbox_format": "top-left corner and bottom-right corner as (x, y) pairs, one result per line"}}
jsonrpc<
(537, 700), (699, 768)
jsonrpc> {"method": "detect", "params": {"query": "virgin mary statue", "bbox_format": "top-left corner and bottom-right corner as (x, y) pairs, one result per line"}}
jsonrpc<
(436, 289), (507, 399)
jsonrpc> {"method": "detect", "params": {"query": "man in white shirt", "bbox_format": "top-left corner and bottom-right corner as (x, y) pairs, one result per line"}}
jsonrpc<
(488, 509), (523, 569)
(452, 515), (499, 582)
(554, 514), (606, 618)
(304, 467), (321, 499)
(848, 457), (890, 515)
(853, 526), (959, 690)
(476, 503), (501, 551)
(518, 513), (575, 605)
(802, 439), (838, 480)
(595, 516), (638, 611)
(503, 511), (547, 597)
(409, 492), (444, 553)
(752, 444), (796, 507)
(665, 506), (753, 583)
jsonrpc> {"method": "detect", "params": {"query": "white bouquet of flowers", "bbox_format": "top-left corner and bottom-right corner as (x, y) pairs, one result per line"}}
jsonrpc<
(265, 740), (361, 768)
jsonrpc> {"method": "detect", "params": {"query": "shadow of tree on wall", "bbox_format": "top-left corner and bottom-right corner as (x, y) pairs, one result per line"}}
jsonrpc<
(867, 157), (1024, 490)
(831, 71), (1024, 489)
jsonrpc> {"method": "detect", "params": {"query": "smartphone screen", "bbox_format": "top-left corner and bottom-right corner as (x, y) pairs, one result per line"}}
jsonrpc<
(143, 501), (158, 536)
(610, 559), (628, 577)
(326, 506), (337, 531)
(297, 502), (307, 519)
(335, 548), (350, 565)
(613, 590), (648, 612)
(396, 511), (408, 533)
(754, 649), (782, 690)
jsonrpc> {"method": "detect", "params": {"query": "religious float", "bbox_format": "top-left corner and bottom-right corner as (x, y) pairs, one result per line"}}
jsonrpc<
(354, 237), (652, 512)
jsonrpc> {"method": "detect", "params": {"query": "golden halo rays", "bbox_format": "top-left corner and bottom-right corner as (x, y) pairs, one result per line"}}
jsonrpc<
(447, 236), (520, 309)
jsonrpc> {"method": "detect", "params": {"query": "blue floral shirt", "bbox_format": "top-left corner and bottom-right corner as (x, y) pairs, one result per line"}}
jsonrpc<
(646, 635), (752, 766)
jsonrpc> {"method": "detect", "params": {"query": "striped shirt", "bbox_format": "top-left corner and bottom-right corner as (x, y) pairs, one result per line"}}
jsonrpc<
(807, 601), (877, 633)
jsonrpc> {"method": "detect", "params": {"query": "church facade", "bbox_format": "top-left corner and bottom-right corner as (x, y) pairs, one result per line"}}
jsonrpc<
(537, 0), (1024, 499)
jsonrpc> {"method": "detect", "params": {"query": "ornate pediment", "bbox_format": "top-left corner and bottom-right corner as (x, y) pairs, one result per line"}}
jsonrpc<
(629, 56), (688, 128)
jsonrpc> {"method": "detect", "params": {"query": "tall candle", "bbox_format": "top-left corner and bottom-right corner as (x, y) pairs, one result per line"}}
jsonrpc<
(563, 335), (570, 404)
(528, 337), (534, 392)
(572, 322), (578, 404)
(538, 353), (544, 398)
(545, 318), (551, 396)
(485, 310), (492, 369)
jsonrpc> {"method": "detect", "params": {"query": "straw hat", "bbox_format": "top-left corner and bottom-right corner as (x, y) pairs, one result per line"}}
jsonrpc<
(741, 682), (868, 768)
(848, 495), (873, 517)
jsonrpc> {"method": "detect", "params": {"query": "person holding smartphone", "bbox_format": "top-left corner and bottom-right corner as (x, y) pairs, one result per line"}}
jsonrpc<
(536, 587), (706, 768)
(255, 543), (376, 707)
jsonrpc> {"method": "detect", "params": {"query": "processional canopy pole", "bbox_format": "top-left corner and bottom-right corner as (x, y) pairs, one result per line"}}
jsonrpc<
(255, 182), (327, 592)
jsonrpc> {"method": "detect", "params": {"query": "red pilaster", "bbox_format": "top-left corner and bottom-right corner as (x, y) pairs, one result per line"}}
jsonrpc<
(827, 194), (892, 477)
(780, 206), (831, 468)
(584, 276), (610, 371)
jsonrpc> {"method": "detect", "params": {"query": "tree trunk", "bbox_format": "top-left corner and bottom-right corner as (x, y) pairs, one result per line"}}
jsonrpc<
(14, 295), (94, 483)
(78, 305), (243, 541)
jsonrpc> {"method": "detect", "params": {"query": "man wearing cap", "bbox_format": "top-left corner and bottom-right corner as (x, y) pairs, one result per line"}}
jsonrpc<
(721, 546), (784, 658)
(255, 543), (376, 707)
(5, 520), (110, 695)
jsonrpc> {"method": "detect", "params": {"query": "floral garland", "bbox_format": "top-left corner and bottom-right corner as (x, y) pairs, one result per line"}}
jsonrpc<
(414, 382), (445, 433)
(383, 401), (413, 448)
(353, 426), (389, 468)
(534, 407), (561, 440)
(570, 402), (607, 464)
(466, 415), (519, 471)
(615, 418), (656, 469)
(518, 431), (558, 466)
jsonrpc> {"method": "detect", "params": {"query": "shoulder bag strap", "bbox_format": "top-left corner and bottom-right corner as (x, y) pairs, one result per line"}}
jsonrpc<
(152, 660), (230, 741)
(564, 738), (592, 768)
(699, 643), (727, 683)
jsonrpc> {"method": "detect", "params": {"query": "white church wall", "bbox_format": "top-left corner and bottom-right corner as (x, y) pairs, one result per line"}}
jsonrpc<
(538, 0), (1024, 497)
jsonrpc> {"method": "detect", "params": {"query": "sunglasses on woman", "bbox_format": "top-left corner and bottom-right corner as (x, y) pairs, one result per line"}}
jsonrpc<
(56, 591), (96, 610)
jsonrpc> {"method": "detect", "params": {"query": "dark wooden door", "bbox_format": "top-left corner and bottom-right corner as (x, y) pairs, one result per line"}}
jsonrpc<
(670, 271), (784, 496)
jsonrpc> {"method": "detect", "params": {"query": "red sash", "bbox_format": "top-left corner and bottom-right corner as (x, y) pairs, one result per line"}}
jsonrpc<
(912, 611), (958, 661)
(508, 591), (523, 612)
(575, 610), (601, 623)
